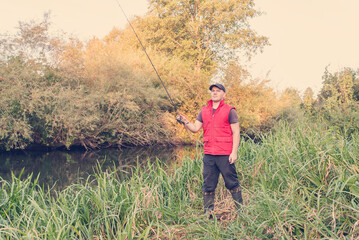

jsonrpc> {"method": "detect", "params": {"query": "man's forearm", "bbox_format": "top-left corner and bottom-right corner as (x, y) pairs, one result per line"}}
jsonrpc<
(232, 132), (240, 154)
(185, 122), (196, 133)
(185, 121), (202, 133)
(230, 123), (240, 155)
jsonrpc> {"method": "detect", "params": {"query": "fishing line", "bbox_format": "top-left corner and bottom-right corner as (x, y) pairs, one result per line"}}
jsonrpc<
(113, 0), (179, 113)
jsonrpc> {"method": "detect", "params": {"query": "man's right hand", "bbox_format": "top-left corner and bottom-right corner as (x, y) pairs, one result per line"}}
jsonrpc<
(176, 114), (188, 125)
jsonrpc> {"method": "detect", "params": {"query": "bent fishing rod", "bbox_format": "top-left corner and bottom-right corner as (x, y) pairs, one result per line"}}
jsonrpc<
(114, 0), (176, 109)
(114, 1), (186, 120)
(114, 1), (193, 140)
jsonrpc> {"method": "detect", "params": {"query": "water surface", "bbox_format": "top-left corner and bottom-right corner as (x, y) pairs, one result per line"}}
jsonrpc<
(0, 145), (199, 190)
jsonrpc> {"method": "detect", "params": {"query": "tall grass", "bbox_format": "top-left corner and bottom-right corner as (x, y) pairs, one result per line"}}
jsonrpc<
(238, 119), (359, 239)
(1, 119), (358, 239)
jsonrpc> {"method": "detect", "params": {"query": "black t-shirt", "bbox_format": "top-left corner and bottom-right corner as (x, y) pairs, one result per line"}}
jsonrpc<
(196, 108), (239, 124)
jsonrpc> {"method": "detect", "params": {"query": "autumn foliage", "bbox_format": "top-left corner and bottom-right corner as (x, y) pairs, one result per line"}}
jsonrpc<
(0, 1), (327, 151)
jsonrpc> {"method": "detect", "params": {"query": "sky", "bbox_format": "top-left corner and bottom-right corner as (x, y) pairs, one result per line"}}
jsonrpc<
(1, 0), (358, 95)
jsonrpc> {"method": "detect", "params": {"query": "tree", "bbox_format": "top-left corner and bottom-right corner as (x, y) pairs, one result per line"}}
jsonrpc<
(302, 87), (315, 112)
(352, 69), (359, 102)
(135, 0), (268, 73)
(0, 13), (62, 150)
(217, 62), (282, 131)
(316, 67), (359, 138)
(280, 88), (301, 107)
(0, 12), (62, 67)
(319, 67), (356, 106)
(110, 0), (270, 140)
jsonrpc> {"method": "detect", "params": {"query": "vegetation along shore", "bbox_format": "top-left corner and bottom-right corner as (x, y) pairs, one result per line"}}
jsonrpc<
(1, 119), (358, 239)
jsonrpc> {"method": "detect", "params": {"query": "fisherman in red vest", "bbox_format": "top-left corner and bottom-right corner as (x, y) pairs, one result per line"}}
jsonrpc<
(177, 83), (243, 218)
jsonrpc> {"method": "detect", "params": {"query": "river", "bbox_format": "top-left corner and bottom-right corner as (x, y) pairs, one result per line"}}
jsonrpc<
(0, 145), (200, 190)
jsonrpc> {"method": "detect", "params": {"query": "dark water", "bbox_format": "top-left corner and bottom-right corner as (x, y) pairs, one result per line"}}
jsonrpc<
(0, 145), (199, 190)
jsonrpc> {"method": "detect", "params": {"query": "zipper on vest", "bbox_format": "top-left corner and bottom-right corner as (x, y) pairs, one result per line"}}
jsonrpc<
(211, 108), (216, 145)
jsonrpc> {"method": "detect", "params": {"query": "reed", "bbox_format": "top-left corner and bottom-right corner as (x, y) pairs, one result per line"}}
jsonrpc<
(1, 119), (358, 239)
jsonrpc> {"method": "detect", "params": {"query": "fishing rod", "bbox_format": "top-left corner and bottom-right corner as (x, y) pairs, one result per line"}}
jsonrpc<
(113, 0), (192, 134)
(114, 1), (176, 110)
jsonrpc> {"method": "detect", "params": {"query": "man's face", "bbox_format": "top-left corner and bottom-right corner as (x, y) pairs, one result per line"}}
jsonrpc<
(210, 87), (225, 102)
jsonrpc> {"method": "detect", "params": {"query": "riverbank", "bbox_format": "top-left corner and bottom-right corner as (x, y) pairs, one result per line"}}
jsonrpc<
(0, 139), (187, 152)
(1, 120), (358, 239)
(0, 144), (198, 191)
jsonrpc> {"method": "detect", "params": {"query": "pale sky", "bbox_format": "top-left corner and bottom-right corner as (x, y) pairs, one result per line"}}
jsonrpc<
(1, 0), (358, 95)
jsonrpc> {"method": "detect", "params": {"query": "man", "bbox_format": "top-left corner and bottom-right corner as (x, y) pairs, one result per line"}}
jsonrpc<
(177, 83), (243, 218)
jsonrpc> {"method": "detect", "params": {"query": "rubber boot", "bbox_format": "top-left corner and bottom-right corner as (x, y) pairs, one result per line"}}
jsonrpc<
(203, 191), (215, 219)
(230, 187), (243, 215)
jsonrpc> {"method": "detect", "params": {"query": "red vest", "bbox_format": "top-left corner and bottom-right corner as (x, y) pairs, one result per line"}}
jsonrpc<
(202, 100), (234, 155)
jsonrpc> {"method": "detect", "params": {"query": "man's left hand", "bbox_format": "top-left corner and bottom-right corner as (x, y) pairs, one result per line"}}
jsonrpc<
(229, 152), (237, 164)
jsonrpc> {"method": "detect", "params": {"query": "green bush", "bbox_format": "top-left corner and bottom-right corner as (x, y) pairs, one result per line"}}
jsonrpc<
(0, 57), (172, 150)
(318, 103), (359, 138)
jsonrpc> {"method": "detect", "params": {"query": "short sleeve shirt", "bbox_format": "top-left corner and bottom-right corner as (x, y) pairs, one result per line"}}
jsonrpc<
(196, 108), (239, 124)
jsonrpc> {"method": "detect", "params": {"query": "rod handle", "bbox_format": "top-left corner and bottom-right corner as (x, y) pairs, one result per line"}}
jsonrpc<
(176, 111), (193, 141)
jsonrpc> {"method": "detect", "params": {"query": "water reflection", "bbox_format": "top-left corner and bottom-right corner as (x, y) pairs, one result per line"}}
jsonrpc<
(0, 145), (200, 190)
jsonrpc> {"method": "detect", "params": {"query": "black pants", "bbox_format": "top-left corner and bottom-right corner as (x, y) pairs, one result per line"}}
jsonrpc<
(202, 154), (240, 193)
